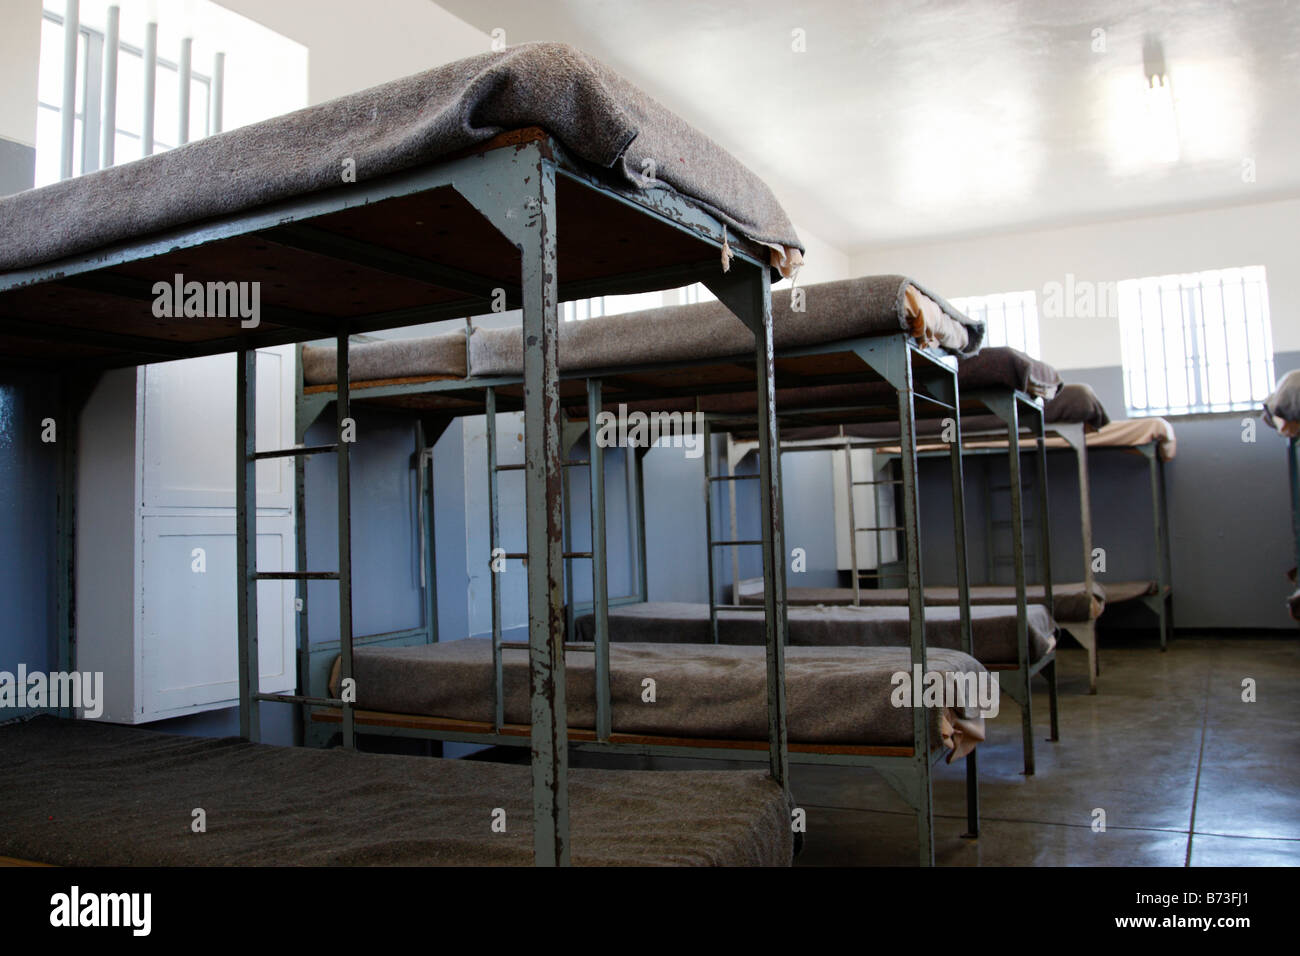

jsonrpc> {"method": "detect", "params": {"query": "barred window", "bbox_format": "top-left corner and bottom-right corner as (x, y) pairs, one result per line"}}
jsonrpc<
(948, 291), (1041, 358)
(1118, 266), (1274, 416)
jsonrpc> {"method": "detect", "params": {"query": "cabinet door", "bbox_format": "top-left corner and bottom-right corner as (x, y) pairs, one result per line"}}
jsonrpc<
(138, 515), (296, 719)
(140, 347), (293, 513)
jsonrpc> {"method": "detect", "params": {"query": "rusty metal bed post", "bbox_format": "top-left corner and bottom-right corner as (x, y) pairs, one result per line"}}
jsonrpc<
(1292, 437), (1300, 575)
(235, 347), (260, 742)
(896, 349), (933, 865)
(947, 395), (977, 837)
(1028, 402), (1059, 742)
(704, 264), (789, 793)
(587, 378), (611, 741)
(633, 445), (650, 603)
(485, 387), (504, 730)
(335, 333), (355, 750)
(1002, 397), (1033, 774)
(519, 159), (568, 866)
(1057, 423), (1098, 691)
(1143, 443), (1172, 650)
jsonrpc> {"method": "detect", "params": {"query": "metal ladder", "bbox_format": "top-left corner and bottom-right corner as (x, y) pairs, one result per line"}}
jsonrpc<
(703, 419), (764, 643)
(236, 335), (355, 748)
(484, 381), (611, 740)
(841, 430), (905, 602)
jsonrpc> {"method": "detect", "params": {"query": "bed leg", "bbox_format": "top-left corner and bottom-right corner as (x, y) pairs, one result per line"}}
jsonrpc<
(963, 749), (980, 839)
(1046, 657), (1059, 742)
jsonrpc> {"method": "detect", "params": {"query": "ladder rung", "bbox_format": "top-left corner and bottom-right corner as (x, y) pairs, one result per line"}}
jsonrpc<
(253, 692), (345, 708)
(708, 474), (759, 482)
(709, 539), (763, 547)
(563, 551), (593, 559)
(852, 479), (902, 486)
(251, 444), (338, 460)
(564, 459), (590, 468)
(255, 571), (339, 580)
(495, 463), (526, 472)
(503, 552), (527, 560)
(853, 526), (903, 533)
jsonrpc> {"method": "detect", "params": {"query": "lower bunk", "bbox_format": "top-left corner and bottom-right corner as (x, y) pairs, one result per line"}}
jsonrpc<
(0, 716), (793, 867)
(570, 600), (1056, 772)
(311, 638), (988, 865)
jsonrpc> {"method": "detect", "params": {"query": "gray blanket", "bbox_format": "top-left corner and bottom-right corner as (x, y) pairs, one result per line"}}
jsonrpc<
(302, 331), (467, 385)
(575, 601), (1056, 665)
(736, 581), (1100, 625)
(338, 638), (985, 748)
(1047, 383), (1111, 429)
(1263, 369), (1300, 432)
(0, 43), (801, 273)
(470, 275), (984, 376)
(0, 716), (791, 866)
(957, 346), (1061, 400)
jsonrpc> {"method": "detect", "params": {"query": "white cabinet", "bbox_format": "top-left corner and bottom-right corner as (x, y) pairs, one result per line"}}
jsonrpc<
(76, 348), (296, 723)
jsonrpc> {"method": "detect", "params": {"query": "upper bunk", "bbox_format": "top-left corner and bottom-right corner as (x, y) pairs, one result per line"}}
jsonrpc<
(295, 275), (987, 426)
(0, 43), (802, 373)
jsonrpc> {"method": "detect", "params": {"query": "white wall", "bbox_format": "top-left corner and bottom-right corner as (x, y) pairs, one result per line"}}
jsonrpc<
(214, 0), (489, 105)
(1, 0), (42, 145)
(786, 223), (851, 286)
(850, 197), (1300, 369)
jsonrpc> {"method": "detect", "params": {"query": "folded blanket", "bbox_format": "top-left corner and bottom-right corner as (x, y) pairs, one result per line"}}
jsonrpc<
(1047, 383), (1111, 429)
(0, 43), (802, 276)
(957, 346), (1062, 400)
(1263, 370), (1300, 438)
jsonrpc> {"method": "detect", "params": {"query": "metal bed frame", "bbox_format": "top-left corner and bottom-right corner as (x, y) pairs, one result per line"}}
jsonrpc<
(298, 331), (980, 866)
(6, 128), (791, 868)
(772, 391), (1059, 774)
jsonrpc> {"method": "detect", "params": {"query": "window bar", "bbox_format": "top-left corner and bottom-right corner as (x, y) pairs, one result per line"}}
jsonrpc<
(703, 418), (719, 643)
(1238, 275), (1255, 408)
(178, 38), (192, 145)
(102, 5), (119, 168)
(59, 0), (79, 180)
(142, 22), (157, 156)
(211, 51), (225, 134)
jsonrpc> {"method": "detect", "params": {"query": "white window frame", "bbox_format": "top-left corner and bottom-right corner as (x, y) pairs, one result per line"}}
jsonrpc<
(1118, 266), (1275, 417)
(948, 290), (1041, 358)
(38, 9), (213, 184)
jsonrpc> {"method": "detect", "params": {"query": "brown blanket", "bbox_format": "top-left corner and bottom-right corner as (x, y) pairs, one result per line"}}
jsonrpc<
(332, 639), (986, 752)
(957, 346), (1061, 400)
(736, 580), (1101, 624)
(0, 43), (801, 275)
(469, 276), (984, 376)
(0, 717), (792, 866)
(576, 601), (1056, 665)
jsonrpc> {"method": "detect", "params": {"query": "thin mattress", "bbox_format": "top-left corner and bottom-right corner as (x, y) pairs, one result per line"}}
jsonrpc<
(735, 579), (1102, 623)
(886, 416), (1177, 461)
(330, 638), (987, 755)
(0, 43), (802, 276)
(574, 601), (1055, 667)
(0, 716), (792, 866)
(468, 276), (984, 377)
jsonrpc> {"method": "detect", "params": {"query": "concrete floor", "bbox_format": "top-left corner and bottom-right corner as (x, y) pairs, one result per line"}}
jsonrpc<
(550, 635), (1300, 866)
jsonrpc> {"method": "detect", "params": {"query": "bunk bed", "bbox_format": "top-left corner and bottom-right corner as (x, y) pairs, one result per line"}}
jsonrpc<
(297, 275), (989, 865)
(704, 346), (1064, 772)
(862, 386), (1175, 688)
(1263, 370), (1300, 622)
(0, 43), (805, 867)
